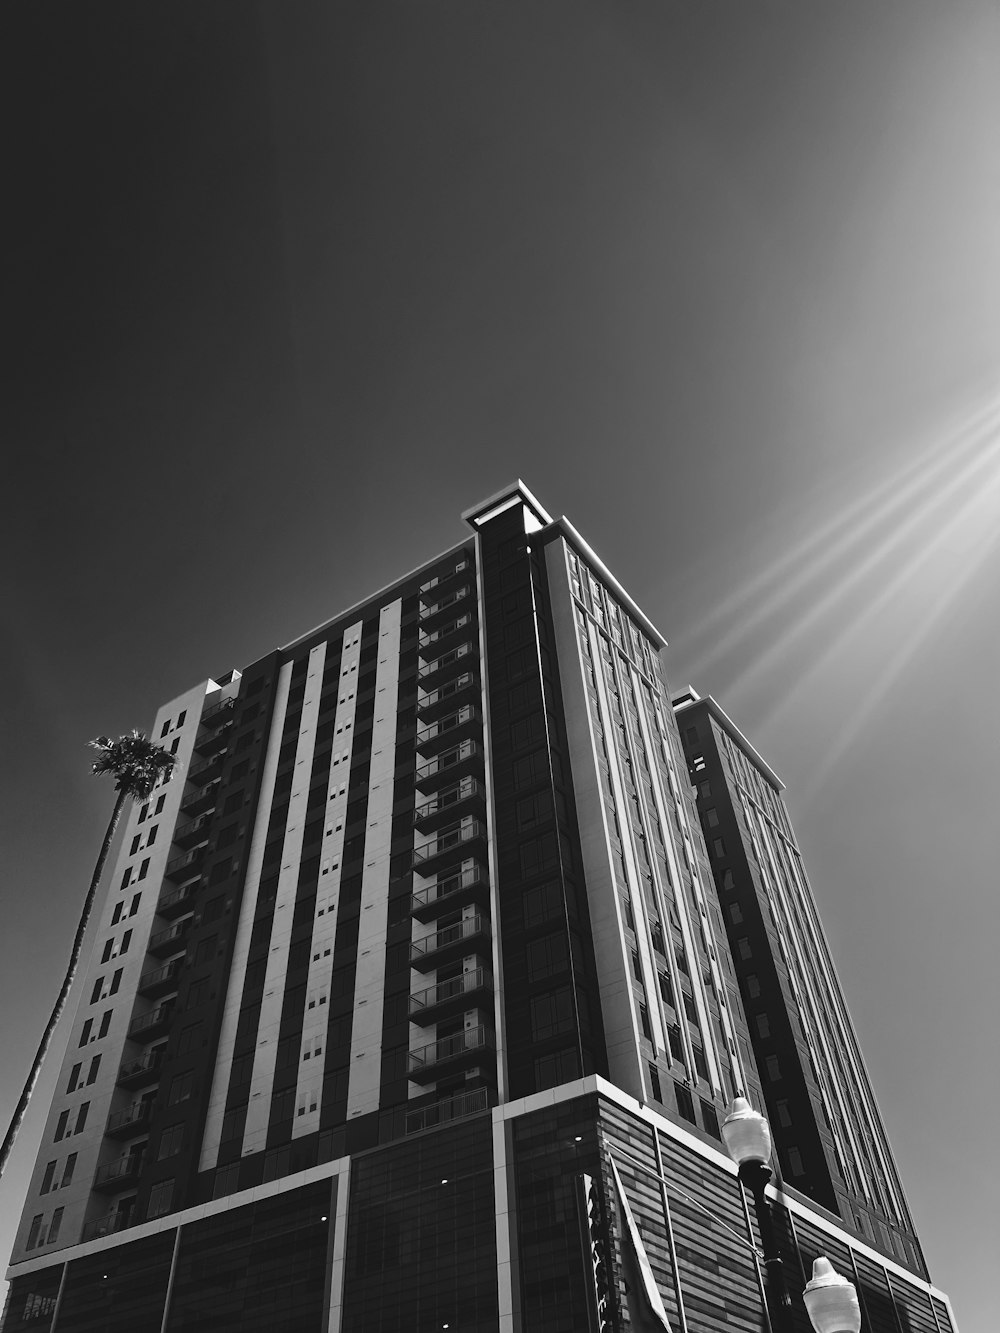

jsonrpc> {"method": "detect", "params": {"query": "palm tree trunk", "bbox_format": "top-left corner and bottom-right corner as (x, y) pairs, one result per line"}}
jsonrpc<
(0, 788), (129, 1182)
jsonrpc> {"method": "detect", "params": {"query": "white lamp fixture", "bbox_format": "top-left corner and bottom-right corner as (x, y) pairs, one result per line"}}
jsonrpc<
(803, 1257), (862, 1333)
(721, 1097), (773, 1169)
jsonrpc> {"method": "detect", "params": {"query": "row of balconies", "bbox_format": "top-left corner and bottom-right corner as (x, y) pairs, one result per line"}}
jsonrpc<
(412, 818), (485, 875)
(418, 559), (471, 601)
(405, 1086), (488, 1135)
(417, 641), (476, 688)
(407, 1024), (494, 1083)
(413, 776), (484, 830)
(419, 612), (473, 656)
(410, 914), (489, 972)
(416, 671), (477, 720)
(415, 705), (477, 756)
(408, 967), (491, 1025)
(411, 860), (489, 921)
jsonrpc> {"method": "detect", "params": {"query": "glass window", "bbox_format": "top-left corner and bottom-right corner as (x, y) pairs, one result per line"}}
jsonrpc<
(61, 1154), (77, 1187)
(40, 1162), (56, 1194)
(158, 1124), (184, 1160)
(147, 1179), (174, 1219)
(25, 1216), (43, 1250)
(766, 1054), (781, 1081)
(756, 1013), (770, 1038)
(530, 988), (574, 1041)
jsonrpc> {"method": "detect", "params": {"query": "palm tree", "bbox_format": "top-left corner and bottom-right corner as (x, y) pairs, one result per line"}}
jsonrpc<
(0, 731), (175, 1181)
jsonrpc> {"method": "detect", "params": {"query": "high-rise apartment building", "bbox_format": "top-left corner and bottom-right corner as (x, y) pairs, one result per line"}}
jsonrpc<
(3, 483), (956, 1332)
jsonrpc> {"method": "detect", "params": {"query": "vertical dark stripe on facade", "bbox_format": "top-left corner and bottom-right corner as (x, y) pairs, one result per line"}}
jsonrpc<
(477, 509), (607, 1099)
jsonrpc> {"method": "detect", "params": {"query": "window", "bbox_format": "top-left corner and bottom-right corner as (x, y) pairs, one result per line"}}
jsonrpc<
(706, 808), (720, 828)
(138, 858), (149, 880)
(86, 1055), (101, 1085)
(129, 894), (141, 917)
(98, 1010), (112, 1039)
(638, 1004), (652, 1041)
(168, 1072), (193, 1106)
(54, 1112), (69, 1142)
(765, 1054), (782, 1082)
(26, 1216), (43, 1250)
(667, 1024), (684, 1063)
(712, 838), (726, 858)
(74, 1103), (90, 1133)
(109, 968), (123, 996)
(146, 825), (157, 846)
(737, 938), (752, 961)
(79, 1020), (93, 1047)
(519, 832), (559, 878)
(155, 796), (165, 814)
(120, 867), (133, 892)
(177, 710), (186, 726)
(147, 1179), (174, 1219)
(101, 938), (114, 962)
(746, 973), (760, 998)
(170, 738), (180, 754)
(648, 1063), (663, 1102)
(111, 903), (124, 927)
(523, 881), (562, 928)
(776, 1099), (792, 1128)
(533, 1048), (578, 1090)
(90, 978), (103, 1004)
(699, 781), (712, 799)
(756, 1013), (770, 1038)
(510, 712), (545, 750)
(120, 929), (132, 954)
(130, 835), (141, 855)
(530, 987), (575, 1041)
(195, 935), (218, 965)
(177, 1024), (201, 1055)
(220, 1108), (244, 1143)
(722, 869), (735, 891)
(61, 1154), (76, 1187)
(516, 790), (553, 831)
(213, 1163), (240, 1199)
(160, 721), (171, 738)
(270, 1087), (295, 1123)
(701, 1100), (721, 1139)
(729, 902), (743, 924)
(787, 1146), (804, 1176)
(157, 1124), (184, 1160)
(675, 1083), (696, 1125)
(526, 932), (568, 982)
(40, 1162), (56, 1194)
(631, 950), (642, 983)
(693, 1044), (709, 1081)
(513, 750), (547, 791)
(186, 978), (209, 1010)
(657, 972), (674, 1008)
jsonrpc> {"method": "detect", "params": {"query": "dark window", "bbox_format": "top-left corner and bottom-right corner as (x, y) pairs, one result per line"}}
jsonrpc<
(90, 978), (103, 1004)
(98, 1010), (112, 1038)
(54, 1112), (69, 1142)
(223, 792), (244, 816)
(738, 938), (752, 960)
(516, 790), (553, 831)
(693, 1045), (709, 1081)
(776, 1099), (792, 1128)
(195, 935), (218, 965)
(657, 972), (674, 1007)
(513, 750), (548, 791)
(203, 895), (225, 922)
(701, 1101), (721, 1139)
(66, 1064), (81, 1094)
(648, 1064), (662, 1103)
(510, 713), (545, 750)
(746, 973), (760, 998)
(147, 1179), (174, 1219)
(712, 838), (726, 858)
(667, 1025), (684, 1063)
(177, 1024), (202, 1055)
(61, 1153), (77, 1187)
(40, 1162), (56, 1194)
(146, 825), (157, 846)
(109, 968), (123, 996)
(530, 988), (575, 1041)
(270, 1087), (295, 1123)
(78, 1020), (93, 1048)
(766, 1054), (781, 1081)
(523, 881), (562, 928)
(722, 869), (735, 890)
(26, 1216), (44, 1250)
(86, 1056), (101, 1085)
(638, 1004), (652, 1041)
(519, 832), (559, 878)
(706, 808), (720, 828)
(120, 929), (132, 954)
(526, 932), (568, 982)
(101, 938), (114, 963)
(129, 894), (141, 917)
(729, 902), (743, 924)
(168, 1072), (194, 1106)
(158, 1124), (184, 1160)
(533, 1048), (578, 1090)
(756, 1013), (770, 1038)
(75, 1102), (89, 1133)
(675, 1084), (696, 1124)
(177, 710), (186, 726)
(213, 1163), (240, 1199)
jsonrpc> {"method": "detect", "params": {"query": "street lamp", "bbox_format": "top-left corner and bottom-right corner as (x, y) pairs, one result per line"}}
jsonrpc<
(722, 1097), (794, 1333)
(803, 1257), (862, 1333)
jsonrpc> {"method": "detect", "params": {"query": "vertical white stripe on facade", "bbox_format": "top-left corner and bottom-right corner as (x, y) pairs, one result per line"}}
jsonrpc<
(241, 643), (328, 1156)
(346, 600), (402, 1120)
(200, 662), (293, 1171)
(293, 621), (363, 1137)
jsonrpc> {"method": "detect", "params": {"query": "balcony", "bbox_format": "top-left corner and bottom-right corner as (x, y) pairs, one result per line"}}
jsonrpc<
(409, 967), (492, 1026)
(418, 613), (474, 658)
(82, 1210), (136, 1242)
(405, 1086), (489, 1135)
(105, 1101), (153, 1139)
(414, 739), (482, 793)
(200, 694), (236, 728)
(413, 777), (485, 831)
(412, 819), (485, 875)
(164, 844), (207, 883)
(193, 721), (232, 757)
(126, 1004), (174, 1043)
(418, 585), (471, 632)
(416, 672), (478, 721)
(419, 560), (472, 602)
(415, 706), (478, 757)
(407, 1024), (494, 1084)
(93, 1154), (146, 1193)
(180, 779), (220, 817)
(411, 861), (490, 922)
(409, 914), (490, 973)
(186, 752), (223, 787)
(137, 957), (184, 998)
(157, 880), (198, 919)
(173, 812), (214, 849)
(116, 1047), (165, 1089)
(417, 642), (477, 690)
(148, 919), (191, 958)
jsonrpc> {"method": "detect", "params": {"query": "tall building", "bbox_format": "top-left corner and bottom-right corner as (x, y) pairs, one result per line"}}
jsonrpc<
(3, 483), (956, 1333)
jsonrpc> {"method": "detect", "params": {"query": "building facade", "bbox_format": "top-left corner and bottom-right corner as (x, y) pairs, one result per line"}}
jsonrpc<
(3, 484), (956, 1332)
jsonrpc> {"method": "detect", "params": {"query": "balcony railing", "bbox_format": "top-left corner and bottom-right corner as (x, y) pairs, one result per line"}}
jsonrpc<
(415, 705), (478, 755)
(417, 641), (476, 687)
(419, 560), (471, 600)
(164, 845), (207, 883)
(414, 740), (482, 793)
(157, 881), (198, 918)
(186, 753), (224, 786)
(147, 919), (191, 957)
(93, 1154), (146, 1192)
(173, 812), (214, 848)
(405, 1086), (489, 1135)
(82, 1210), (136, 1242)
(105, 1101), (153, 1138)
(200, 695), (236, 728)
(137, 957), (184, 998)
(117, 1046), (166, 1088)
(416, 672), (478, 720)
(418, 586), (471, 631)
(409, 967), (492, 1025)
(418, 613), (473, 656)
(126, 1005), (174, 1041)
(180, 779), (220, 817)
(413, 777), (484, 829)
(407, 1024), (494, 1082)
(409, 914), (489, 971)
(412, 819), (485, 873)
(193, 721), (232, 757)
(410, 861), (489, 922)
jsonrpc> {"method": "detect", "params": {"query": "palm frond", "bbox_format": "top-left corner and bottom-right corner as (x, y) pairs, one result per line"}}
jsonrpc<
(89, 729), (176, 801)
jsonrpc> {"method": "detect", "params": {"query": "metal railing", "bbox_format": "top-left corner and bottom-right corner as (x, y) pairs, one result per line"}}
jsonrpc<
(405, 1087), (488, 1134)
(126, 1006), (173, 1040)
(411, 862), (487, 914)
(408, 1024), (492, 1073)
(409, 968), (491, 1015)
(412, 820), (484, 868)
(409, 914), (488, 961)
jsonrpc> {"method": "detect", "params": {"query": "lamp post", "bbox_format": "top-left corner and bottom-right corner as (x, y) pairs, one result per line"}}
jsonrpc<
(721, 1097), (794, 1333)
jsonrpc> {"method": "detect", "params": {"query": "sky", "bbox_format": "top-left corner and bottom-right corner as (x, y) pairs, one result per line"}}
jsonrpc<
(2, 2), (998, 1327)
